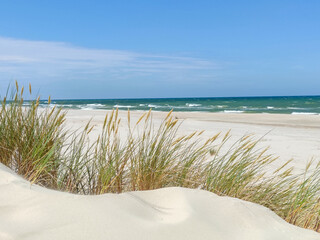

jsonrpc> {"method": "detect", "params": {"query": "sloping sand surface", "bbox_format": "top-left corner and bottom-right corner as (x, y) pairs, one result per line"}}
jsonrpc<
(0, 163), (319, 240)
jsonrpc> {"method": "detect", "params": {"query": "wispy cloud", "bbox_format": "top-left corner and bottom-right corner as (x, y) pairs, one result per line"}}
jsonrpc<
(0, 37), (217, 75)
(0, 37), (219, 98)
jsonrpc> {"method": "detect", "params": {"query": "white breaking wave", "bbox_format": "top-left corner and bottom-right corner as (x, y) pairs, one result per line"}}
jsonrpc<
(113, 105), (134, 108)
(60, 104), (74, 108)
(291, 112), (318, 115)
(148, 104), (161, 108)
(223, 110), (244, 113)
(267, 106), (274, 109)
(86, 103), (104, 107)
(186, 103), (202, 107)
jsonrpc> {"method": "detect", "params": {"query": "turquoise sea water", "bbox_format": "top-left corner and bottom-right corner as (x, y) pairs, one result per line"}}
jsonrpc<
(36, 96), (320, 115)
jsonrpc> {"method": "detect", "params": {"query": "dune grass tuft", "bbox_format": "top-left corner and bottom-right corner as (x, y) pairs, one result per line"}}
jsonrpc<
(0, 82), (66, 187)
(1, 82), (320, 232)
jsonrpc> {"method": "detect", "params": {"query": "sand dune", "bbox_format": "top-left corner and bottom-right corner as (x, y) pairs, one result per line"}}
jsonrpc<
(0, 163), (319, 240)
(2, 110), (320, 239)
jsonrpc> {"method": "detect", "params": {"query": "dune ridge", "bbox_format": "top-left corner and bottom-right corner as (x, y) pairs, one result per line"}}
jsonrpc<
(0, 163), (319, 240)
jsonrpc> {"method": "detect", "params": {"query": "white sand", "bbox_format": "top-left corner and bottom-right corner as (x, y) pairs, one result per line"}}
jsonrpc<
(0, 163), (319, 240)
(65, 109), (320, 173)
(2, 110), (320, 239)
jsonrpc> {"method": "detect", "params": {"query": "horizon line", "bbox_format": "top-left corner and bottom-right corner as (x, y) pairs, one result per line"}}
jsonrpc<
(48, 94), (320, 101)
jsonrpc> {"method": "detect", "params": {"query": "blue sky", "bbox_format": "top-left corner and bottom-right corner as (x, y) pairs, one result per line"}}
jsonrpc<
(0, 0), (319, 99)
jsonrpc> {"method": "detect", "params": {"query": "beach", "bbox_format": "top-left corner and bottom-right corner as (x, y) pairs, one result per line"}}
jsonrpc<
(2, 1), (320, 238)
(1, 107), (320, 239)
(65, 109), (320, 173)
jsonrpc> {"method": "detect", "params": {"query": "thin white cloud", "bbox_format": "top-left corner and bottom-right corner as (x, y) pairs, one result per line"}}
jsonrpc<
(0, 37), (217, 76)
(0, 36), (221, 98)
(0, 55), (38, 63)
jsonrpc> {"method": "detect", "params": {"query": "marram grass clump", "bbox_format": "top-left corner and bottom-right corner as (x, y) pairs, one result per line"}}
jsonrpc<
(1, 82), (320, 232)
(0, 82), (66, 186)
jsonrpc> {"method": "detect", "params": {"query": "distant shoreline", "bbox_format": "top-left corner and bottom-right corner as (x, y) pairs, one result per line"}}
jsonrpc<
(20, 95), (320, 115)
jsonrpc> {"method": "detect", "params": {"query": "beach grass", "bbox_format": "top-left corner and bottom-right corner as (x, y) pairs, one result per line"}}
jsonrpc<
(1, 82), (320, 232)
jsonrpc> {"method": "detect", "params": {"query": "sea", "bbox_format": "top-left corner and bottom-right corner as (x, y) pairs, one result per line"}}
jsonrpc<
(33, 96), (320, 115)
